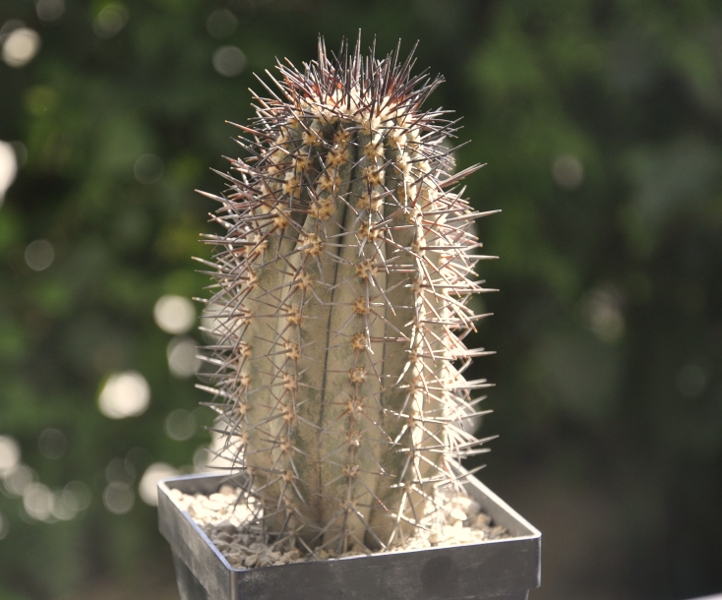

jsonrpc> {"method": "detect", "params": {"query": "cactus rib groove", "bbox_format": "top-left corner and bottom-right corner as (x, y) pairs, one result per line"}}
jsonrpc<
(197, 36), (497, 556)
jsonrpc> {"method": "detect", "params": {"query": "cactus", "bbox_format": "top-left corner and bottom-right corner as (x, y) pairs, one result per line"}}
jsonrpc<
(197, 37), (496, 556)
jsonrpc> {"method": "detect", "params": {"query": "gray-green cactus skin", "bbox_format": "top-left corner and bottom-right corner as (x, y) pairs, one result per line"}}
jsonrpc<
(198, 38), (495, 555)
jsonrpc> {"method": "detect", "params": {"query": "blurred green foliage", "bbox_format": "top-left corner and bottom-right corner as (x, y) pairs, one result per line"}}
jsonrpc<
(1, 1), (721, 599)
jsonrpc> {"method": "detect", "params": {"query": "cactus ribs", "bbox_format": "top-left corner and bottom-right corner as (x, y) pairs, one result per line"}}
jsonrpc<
(196, 36), (498, 556)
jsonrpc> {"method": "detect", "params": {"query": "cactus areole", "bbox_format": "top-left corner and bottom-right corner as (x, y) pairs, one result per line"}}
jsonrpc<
(197, 37), (498, 557)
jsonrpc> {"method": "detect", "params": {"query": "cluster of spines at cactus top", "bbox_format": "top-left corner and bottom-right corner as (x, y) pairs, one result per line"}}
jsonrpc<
(196, 37), (497, 556)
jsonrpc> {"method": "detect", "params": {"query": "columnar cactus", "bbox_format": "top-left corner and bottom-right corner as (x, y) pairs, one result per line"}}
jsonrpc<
(198, 37), (496, 556)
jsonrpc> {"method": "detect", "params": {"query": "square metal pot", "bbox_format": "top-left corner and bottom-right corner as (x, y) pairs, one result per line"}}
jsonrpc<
(158, 472), (540, 600)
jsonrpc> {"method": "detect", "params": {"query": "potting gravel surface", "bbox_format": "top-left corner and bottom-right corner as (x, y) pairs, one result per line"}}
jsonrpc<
(168, 485), (511, 569)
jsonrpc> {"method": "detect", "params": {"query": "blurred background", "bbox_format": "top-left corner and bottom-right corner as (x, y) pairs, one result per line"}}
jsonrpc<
(1, 0), (721, 599)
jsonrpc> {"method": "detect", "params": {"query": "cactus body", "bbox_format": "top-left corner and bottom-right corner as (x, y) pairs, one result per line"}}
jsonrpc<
(199, 38), (495, 555)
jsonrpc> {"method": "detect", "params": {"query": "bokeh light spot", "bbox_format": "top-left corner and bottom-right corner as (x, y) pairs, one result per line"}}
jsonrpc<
(63, 481), (92, 512)
(139, 463), (179, 506)
(2, 27), (41, 67)
(24, 239), (55, 271)
(164, 408), (197, 441)
(212, 45), (246, 77)
(0, 436), (21, 476)
(154, 295), (195, 334)
(93, 3), (129, 38)
(133, 153), (164, 184)
(98, 371), (151, 419)
(23, 482), (54, 521)
(206, 9), (237, 39)
(583, 286), (625, 343)
(2, 465), (35, 497)
(106, 457), (135, 484)
(167, 336), (201, 378)
(25, 85), (58, 116)
(0, 140), (18, 203)
(552, 154), (584, 190)
(103, 481), (134, 515)
(36, 0), (65, 22)
(51, 489), (77, 521)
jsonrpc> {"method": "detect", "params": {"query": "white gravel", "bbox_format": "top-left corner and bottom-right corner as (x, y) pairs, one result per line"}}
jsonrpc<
(168, 485), (510, 570)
